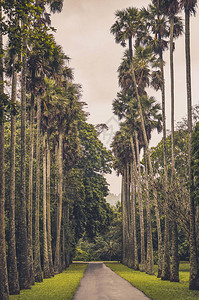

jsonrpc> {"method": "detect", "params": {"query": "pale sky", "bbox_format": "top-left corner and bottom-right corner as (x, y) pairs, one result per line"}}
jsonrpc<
(51, 0), (199, 195)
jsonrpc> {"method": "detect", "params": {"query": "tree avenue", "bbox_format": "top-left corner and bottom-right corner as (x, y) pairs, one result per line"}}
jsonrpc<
(0, 1), (199, 299)
(111, 0), (199, 292)
(0, 1), (113, 299)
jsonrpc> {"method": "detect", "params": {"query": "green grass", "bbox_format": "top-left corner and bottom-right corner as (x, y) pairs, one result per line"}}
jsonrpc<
(106, 262), (199, 300)
(10, 263), (87, 300)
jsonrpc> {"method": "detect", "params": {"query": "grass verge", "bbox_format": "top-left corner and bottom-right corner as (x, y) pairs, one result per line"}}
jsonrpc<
(10, 263), (87, 300)
(106, 262), (199, 300)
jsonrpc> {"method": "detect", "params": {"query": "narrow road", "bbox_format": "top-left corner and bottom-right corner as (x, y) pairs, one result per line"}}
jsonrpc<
(73, 262), (150, 300)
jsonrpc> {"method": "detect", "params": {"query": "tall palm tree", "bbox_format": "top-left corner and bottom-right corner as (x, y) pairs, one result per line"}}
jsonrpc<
(18, 25), (31, 290)
(180, 0), (199, 290)
(165, 0), (183, 283)
(143, 2), (170, 280)
(147, 1), (181, 280)
(155, 0), (182, 282)
(34, 93), (43, 282)
(42, 130), (51, 278)
(143, 148), (154, 275)
(130, 135), (143, 271)
(47, 131), (54, 276)
(0, 6), (9, 299)
(41, 78), (56, 276)
(27, 77), (35, 285)
(54, 118), (64, 273)
(7, 52), (20, 294)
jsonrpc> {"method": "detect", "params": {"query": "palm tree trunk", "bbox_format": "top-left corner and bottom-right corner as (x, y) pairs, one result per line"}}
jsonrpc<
(144, 150), (154, 275)
(159, 48), (171, 281)
(66, 203), (70, 267)
(170, 221), (179, 282)
(27, 84), (35, 286)
(130, 161), (139, 270)
(0, 16), (9, 298)
(54, 127), (63, 273)
(121, 175), (126, 264)
(185, 8), (199, 290)
(122, 169), (128, 265)
(196, 206), (199, 260)
(130, 135), (144, 271)
(0, 119), (9, 300)
(170, 16), (175, 184)
(34, 95), (43, 282)
(62, 206), (66, 271)
(7, 55), (20, 294)
(128, 162), (135, 269)
(126, 163), (133, 268)
(47, 134), (54, 276)
(134, 133), (145, 271)
(169, 14), (179, 283)
(161, 205), (171, 280)
(18, 33), (30, 290)
(54, 142), (59, 246)
(43, 132), (50, 278)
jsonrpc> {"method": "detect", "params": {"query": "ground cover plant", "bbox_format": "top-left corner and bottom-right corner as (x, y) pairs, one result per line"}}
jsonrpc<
(9, 263), (87, 300)
(106, 262), (199, 300)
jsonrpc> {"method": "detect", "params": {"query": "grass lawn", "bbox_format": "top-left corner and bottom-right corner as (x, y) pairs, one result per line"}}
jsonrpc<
(10, 263), (87, 300)
(106, 262), (199, 300)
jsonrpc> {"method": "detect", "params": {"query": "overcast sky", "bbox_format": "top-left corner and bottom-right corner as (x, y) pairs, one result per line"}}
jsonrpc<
(51, 0), (199, 195)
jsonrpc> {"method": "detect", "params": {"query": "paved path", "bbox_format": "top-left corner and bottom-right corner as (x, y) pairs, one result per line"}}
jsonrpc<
(73, 262), (150, 300)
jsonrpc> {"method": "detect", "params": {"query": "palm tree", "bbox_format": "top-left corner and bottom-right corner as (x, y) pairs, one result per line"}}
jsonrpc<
(18, 24), (31, 290)
(144, 2), (170, 279)
(165, 0), (183, 283)
(41, 78), (56, 276)
(130, 135), (143, 271)
(42, 130), (51, 278)
(125, 161), (133, 268)
(54, 117), (64, 273)
(27, 79), (35, 285)
(143, 148), (154, 275)
(34, 93), (43, 282)
(7, 52), (20, 294)
(155, 0), (182, 282)
(47, 131), (54, 276)
(180, 0), (199, 290)
(41, 78), (58, 276)
(0, 6), (9, 299)
(4, 19), (22, 291)
(147, 6), (170, 277)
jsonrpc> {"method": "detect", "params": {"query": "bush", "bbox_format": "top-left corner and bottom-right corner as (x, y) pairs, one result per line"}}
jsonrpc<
(73, 248), (90, 261)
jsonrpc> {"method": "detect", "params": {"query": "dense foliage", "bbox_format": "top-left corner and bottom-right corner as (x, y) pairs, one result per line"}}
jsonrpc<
(0, 1), (113, 299)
